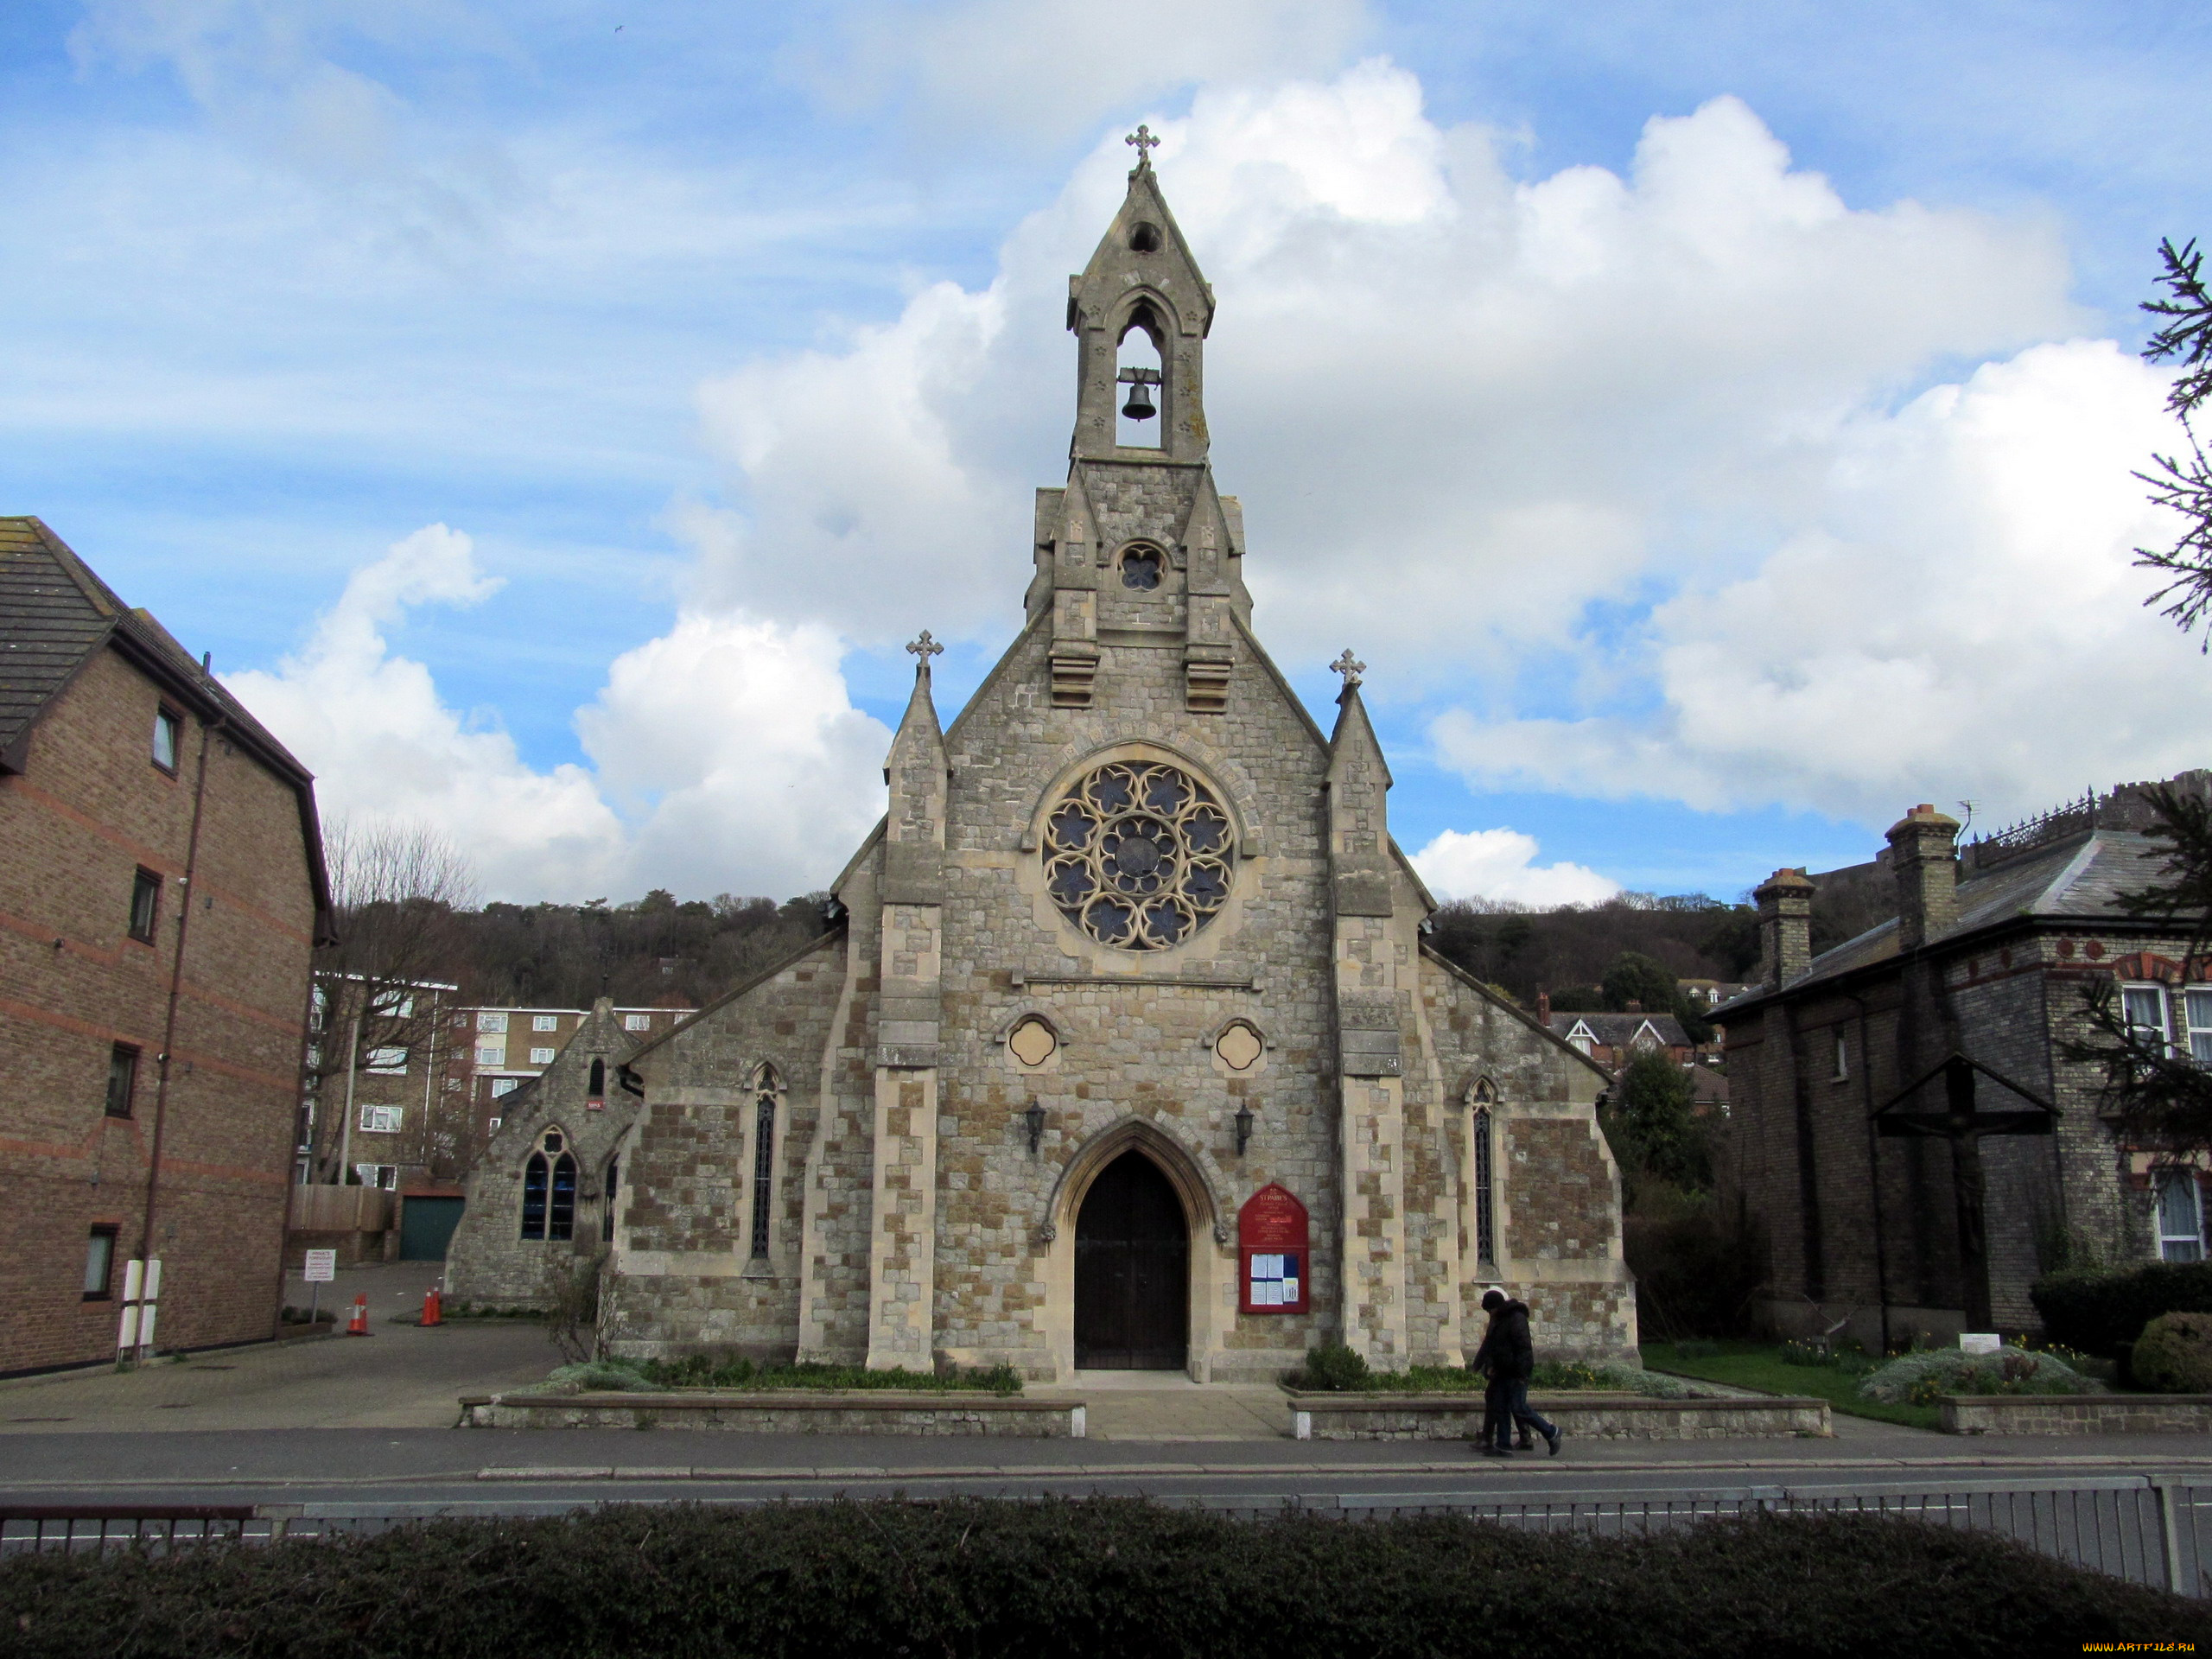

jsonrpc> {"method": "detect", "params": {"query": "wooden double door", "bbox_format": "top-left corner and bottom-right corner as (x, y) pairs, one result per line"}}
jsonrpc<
(1074, 1150), (1190, 1370)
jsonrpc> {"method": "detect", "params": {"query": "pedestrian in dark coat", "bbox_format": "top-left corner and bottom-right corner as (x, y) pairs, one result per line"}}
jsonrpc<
(1469, 1288), (1531, 1451)
(1476, 1287), (1561, 1456)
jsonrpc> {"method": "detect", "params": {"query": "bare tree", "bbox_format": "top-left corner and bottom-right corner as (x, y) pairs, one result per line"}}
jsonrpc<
(305, 818), (479, 1183)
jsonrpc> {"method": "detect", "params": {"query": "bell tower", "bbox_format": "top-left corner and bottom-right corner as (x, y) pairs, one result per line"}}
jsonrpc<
(1066, 126), (1216, 465)
(1030, 130), (1248, 713)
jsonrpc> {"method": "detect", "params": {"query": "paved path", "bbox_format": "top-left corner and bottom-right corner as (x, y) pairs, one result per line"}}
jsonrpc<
(0, 1264), (554, 1433)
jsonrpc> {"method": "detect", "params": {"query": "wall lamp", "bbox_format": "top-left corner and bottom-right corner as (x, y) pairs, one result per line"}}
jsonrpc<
(1235, 1103), (1255, 1157)
(1023, 1098), (1046, 1156)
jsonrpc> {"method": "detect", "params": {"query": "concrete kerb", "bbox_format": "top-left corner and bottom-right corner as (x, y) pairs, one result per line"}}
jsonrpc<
(1281, 1389), (1833, 1442)
(464, 1390), (1090, 1438)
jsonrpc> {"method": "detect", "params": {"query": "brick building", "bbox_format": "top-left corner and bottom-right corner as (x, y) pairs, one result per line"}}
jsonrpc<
(0, 518), (331, 1374)
(1716, 781), (2212, 1351)
(596, 156), (1630, 1379)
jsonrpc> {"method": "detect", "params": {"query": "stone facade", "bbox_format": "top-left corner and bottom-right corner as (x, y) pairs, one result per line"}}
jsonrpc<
(599, 160), (1630, 1381)
(0, 518), (330, 1374)
(443, 998), (652, 1308)
(1719, 798), (2208, 1350)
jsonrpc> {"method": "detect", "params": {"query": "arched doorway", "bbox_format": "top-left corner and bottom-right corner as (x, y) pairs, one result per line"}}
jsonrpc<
(1074, 1149), (1189, 1369)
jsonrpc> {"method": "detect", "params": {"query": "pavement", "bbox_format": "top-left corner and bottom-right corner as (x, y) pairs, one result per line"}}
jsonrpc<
(4, 1262), (2211, 1515)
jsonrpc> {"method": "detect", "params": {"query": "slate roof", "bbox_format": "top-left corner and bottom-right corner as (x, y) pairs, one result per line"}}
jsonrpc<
(1548, 1012), (1693, 1049)
(1719, 828), (2173, 1017)
(0, 516), (334, 931)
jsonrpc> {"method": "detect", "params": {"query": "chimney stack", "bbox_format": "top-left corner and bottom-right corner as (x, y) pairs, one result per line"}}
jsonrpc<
(1753, 868), (1815, 991)
(1886, 804), (1961, 952)
(1536, 990), (1551, 1023)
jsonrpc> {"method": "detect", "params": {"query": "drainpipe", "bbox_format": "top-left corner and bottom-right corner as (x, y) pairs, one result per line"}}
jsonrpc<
(141, 708), (222, 1286)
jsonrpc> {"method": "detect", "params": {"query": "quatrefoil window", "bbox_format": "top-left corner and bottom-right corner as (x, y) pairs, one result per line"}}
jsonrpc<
(1044, 760), (1234, 950)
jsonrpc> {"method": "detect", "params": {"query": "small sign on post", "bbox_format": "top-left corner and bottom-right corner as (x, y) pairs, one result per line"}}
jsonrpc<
(1959, 1332), (2001, 1356)
(302, 1249), (336, 1326)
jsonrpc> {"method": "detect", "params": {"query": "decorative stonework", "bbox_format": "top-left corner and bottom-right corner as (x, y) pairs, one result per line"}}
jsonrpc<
(1042, 760), (1234, 950)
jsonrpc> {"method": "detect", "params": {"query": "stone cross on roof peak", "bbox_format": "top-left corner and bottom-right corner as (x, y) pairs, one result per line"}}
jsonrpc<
(906, 630), (944, 663)
(1126, 124), (1160, 169)
(1330, 649), (1365, 689)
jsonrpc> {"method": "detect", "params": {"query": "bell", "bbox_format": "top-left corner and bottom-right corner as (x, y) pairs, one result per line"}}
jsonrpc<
(1121, 379), (1156, 421)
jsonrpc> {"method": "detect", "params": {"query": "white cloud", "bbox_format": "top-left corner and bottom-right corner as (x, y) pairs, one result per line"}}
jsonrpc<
(225, 525), (893, 902)
(1412, 828), (1621, 908)
(1433, 338), (2202, 827)
(801, 0), (1372, 142)
(686, 62), (2207, 837)
(687, 67), (2075, 671)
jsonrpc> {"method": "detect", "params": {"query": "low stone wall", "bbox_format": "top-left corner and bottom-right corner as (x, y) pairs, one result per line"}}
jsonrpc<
(1285, 1389), (1831, 1441)
(1939, 1393), (2212, 1435)
(462, 1390), (1085, 1438)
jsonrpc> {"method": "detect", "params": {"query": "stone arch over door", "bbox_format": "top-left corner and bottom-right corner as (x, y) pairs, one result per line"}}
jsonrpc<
(1040, 1116), (1231, 1382)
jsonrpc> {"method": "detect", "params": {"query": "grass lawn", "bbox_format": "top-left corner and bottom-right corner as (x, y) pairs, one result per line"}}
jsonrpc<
(1640, 1339), (1941, 1432)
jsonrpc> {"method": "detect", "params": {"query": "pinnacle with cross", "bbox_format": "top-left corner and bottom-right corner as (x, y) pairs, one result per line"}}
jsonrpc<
(906, 630), (944, 664)
(1126, 124), (1160, 169)
(1330, 649), (1365, 689)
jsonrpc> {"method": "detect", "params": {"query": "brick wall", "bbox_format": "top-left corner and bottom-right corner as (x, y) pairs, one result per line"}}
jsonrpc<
(0, 648), (316, 1373)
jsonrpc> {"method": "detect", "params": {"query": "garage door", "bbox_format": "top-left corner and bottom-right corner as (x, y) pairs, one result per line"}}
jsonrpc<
(398, 1196), (465, 1262)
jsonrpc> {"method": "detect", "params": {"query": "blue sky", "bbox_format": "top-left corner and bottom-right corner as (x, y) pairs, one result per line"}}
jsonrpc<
(5, 2), (2209, 903)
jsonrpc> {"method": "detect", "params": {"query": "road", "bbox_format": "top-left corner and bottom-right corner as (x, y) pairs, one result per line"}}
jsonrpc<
(2, 1265), (2207, 1524)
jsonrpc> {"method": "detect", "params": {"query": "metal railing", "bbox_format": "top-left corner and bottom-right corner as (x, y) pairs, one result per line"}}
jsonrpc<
(1205, 1477), (2209, 1597)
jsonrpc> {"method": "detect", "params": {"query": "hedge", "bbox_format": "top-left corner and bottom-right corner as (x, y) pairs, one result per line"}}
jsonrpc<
(3, 1498), (2204, 1657)
(2031, 1262), (2212, 1355)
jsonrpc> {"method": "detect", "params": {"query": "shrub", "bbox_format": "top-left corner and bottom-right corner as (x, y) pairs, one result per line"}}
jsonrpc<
(2132, 1312), (2212, 1393)
(1286, 1342), (1370, 1391)
(1859, 1345), (2099, 1404)
(0, 1501), (2202, 1656)
(2031, 1262), (2212, 1356)
(532, 1354), (1023, 1395)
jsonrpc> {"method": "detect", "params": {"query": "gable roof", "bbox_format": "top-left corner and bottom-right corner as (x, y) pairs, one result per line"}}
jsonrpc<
(0, 516), (334, 935)
(1549, 1011), (1691, 1049)
(1718, 827), (2177, 1018)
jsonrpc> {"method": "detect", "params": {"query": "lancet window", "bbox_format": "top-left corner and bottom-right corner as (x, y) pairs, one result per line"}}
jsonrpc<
(750, 1069), (779, 1260)
(521, 1128), (578, 1243)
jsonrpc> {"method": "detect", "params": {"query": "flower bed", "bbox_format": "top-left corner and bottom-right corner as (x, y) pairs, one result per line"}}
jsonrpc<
(1857, 1345), (2100, 1408)
(524, 1356), (1022, 1396)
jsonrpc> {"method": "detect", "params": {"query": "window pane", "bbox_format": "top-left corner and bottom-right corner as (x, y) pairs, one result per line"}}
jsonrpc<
(2190, 989), (2212, 1029)
(129, 871), (160, 941)
(83, 1231), (114, 1296)
(533, 1014), (558, 1032)
(151, 710), (178, 769)
(2124, 987), (2167, 1033)
(105, 1047), (137, 1117)
(2159, 1171), (2202, 1247)
(550, 1155), (577, 1241)
(521, 1154), (548, 1238)
(477, 1012), (508, 1033)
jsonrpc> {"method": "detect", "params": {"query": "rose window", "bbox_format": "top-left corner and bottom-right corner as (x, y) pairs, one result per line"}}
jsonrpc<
(1043, 760), (1235, 950)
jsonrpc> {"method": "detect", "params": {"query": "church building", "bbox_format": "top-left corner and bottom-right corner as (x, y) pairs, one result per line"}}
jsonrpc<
(598, 144), (1630, 1381)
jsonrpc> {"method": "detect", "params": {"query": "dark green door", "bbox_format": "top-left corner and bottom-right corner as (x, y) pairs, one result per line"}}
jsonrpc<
(399, 1196), (465, 1261)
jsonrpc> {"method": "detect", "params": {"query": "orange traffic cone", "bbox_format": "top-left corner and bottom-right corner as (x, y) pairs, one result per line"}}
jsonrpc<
(421, 1286), (442, 1327)
(346, 1294), (369, 1336)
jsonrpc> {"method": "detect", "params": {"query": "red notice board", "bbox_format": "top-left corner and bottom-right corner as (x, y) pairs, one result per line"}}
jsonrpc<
(1238, 1184), (1310, 1315)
